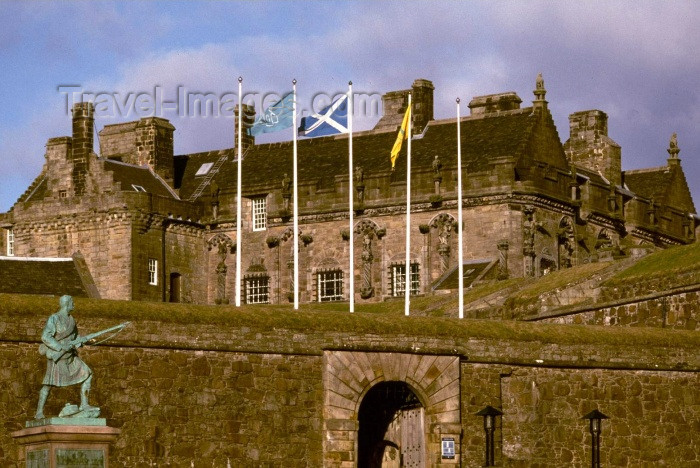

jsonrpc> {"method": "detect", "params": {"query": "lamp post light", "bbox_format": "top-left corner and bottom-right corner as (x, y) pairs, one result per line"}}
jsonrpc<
(476, 405), (503, 466)
(583, 409), (609, 468)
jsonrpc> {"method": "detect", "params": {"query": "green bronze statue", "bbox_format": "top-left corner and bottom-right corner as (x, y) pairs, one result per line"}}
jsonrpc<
(35, 295), (128, 420)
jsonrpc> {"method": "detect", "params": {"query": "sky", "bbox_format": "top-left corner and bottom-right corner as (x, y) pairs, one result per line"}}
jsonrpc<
(0, 0), (698, 213)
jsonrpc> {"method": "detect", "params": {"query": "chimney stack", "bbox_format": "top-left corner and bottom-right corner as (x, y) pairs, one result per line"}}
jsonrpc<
(71, 102), (94, 195)
(374, 79), (434, 134)
(235, 104), (256, 154)
(563, 110), (622, 186)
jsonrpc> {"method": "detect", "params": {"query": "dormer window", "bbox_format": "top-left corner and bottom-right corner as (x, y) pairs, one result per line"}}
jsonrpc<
(132, 185), (147, 193)
(195, 162), (214, 176)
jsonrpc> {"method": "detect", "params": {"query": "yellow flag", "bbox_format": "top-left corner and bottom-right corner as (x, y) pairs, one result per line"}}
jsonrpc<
(390, 106), (411, 169)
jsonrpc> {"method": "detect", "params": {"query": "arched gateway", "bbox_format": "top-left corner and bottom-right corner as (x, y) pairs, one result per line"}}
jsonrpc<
(323, 351), (461, 467)
(358, 381), (425, 467)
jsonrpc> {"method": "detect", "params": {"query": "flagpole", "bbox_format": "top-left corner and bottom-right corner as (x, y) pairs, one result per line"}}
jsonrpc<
(457, 98), (464, 319)
(293, 79), (299, 310)
(348, 81), (354, 313)
(236, 76), (242, 307)
(404, 93), (412, 317)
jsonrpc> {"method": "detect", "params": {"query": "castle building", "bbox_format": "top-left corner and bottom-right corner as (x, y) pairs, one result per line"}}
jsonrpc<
(0, 76), (696, 304)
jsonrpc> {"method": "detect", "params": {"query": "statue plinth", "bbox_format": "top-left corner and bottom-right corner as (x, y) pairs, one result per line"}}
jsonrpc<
(12, 419), (120, 468)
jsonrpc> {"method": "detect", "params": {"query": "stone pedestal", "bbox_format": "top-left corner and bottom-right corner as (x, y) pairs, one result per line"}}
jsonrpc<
(12, 419), (120, 468)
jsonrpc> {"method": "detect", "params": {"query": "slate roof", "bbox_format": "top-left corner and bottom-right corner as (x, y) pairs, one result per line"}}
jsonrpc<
(175, 108), (538, 199)
(622, 167), (672, 203)
(623, 165), (696, 213)
(0, 257), (93, 297)
(102, 159), (178, 199)
(15, 160), (178, 207)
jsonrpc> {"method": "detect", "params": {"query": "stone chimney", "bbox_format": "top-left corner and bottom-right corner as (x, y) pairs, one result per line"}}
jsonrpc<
(234, 103), (256, 154)
(135, 117), (175, 183)
(71, 102), (94, 195)
(563, 110), (621, 186)
(374, 79), (434, 134)
(468, 92), (522, 115)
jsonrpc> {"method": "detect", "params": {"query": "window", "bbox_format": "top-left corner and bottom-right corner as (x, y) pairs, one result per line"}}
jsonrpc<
(195, 162), (214, 176)
(391, 263), (420, 297)
(6, 229), (14, 256)
(318, 270), (344, 302)
(58, 190), (68, 198)
(245, 276), (270, 304)
(252, 197), (267, 231)
(148, 258), (158, 285)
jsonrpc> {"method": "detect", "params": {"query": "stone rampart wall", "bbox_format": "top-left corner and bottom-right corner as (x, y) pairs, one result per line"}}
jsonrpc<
(0, 296), (698, 466)
(534, 284), (700, 330)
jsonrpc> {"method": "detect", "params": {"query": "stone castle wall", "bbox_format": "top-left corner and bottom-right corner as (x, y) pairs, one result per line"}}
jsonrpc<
(536, 284), (700, 330)
(0, 296), (698, 466)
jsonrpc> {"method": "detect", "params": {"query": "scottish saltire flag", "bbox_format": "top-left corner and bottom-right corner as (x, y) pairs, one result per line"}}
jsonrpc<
(298, 94), (348, 137)
(249, 92), (294, 136)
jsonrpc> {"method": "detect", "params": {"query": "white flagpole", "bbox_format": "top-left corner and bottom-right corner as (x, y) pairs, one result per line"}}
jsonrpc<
(404, 93), (412, 317)
(235, 76), (242, 307)
(293, 79), (299, 310)
(348, 82), (354, 313)
(457, 98), (464, 319)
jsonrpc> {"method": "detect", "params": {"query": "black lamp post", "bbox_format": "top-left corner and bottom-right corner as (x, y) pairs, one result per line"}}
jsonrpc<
(583, 409), (608, 468)
(476, 405), (503, 466)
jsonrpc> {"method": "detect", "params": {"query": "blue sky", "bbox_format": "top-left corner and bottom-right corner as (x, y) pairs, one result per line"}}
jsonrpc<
(1, 0), (698, 212)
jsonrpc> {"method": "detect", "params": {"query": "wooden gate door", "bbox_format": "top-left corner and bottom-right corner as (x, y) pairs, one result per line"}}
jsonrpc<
(399, 407), (425, 467)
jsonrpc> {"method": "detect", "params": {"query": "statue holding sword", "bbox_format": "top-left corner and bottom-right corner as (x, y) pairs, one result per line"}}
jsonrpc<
(34, 295), (129, 420)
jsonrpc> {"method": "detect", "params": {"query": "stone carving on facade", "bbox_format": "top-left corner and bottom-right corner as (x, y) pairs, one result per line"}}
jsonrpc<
(430, 213), (456, 274)
(354, 166), (365, 204)
(607, 184), (618, 213)
(497, 239), (509, 280)
(281, 173), (291, 212)
(522, 206), (537, 277)
(207, 233), (235, 304)
(647, 197), (658, 225)
(668, 132), (679, 154)
(280, 227), (312, 301)
(432, 155), (442, 194)
(354, 219), (386, 299)
(557, 217), (575, 269)
(210, 180), (220, 220)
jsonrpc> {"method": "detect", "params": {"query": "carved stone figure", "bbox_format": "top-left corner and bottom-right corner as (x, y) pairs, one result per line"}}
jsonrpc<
(281, 173), (291, 195)
(432, 155), (442, 194)
(497, 240), (509, 279)
(536, 72), (545, 90)
(430, 214), (456, 274)
(354, 166), (365, 204)
(354, 166), (364, 186)
(35, 296), (96, 419)
(281, 173), (292, 211)
(216, 243), (229, 304)
(354, 220), (385, 299)
(522, 206), (536, 277)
